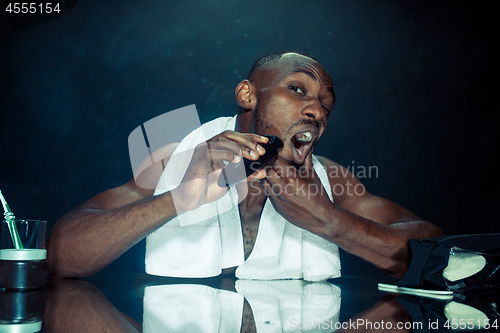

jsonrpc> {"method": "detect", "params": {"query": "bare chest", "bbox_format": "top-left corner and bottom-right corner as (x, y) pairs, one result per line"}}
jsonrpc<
(220, 187), (266, 274)
(240, 204), (263, 260)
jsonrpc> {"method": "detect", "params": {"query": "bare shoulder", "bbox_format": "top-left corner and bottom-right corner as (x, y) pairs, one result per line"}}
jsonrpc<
(315, 155), (358, 179)
(314, 155), (368, 206)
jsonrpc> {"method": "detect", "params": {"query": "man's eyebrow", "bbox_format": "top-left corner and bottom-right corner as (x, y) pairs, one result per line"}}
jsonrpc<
(292, 68), (318, 82)
(292, 68), (335, 100)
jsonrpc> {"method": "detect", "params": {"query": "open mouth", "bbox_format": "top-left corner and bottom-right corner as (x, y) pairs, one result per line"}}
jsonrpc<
(290, 130), (316, 163)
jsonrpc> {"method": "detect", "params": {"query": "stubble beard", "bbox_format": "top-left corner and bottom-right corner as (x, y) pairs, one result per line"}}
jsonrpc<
(251, 98), (271, 135)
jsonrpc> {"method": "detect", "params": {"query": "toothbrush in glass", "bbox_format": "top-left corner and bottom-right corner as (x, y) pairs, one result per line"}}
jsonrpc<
(0, 190), (23, 249)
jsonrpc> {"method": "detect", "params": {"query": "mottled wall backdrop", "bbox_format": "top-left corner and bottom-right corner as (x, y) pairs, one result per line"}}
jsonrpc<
(1, 0), (498, 274)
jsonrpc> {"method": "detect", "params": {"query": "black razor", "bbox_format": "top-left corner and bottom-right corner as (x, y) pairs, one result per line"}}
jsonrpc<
(217, 135), (284, 188)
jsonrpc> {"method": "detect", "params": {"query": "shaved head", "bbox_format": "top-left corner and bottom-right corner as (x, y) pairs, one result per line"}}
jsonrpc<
(246, 52), (335, 104)
(247, 51), (320, 82)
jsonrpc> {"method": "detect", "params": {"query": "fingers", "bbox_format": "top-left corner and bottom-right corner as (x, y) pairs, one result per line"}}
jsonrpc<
(209, 149), (241, 163)
(210, 131), (269, 161)
(264, 154), (318, 188)
(247, 168), (267, 181)
(206, 150), (241, 172)
(186, 147), (236, 181)
(265, 164), (284, 181)
(190, 131), (267, 180)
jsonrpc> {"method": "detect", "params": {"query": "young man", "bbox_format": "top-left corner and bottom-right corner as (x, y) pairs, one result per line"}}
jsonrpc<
(46, 52), (443, 279)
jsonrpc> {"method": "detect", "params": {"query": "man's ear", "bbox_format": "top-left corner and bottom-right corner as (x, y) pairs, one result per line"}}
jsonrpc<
(235, 80), (256, 110)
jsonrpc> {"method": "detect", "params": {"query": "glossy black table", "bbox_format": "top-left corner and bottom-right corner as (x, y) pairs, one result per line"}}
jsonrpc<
(2, 273), (498, 332)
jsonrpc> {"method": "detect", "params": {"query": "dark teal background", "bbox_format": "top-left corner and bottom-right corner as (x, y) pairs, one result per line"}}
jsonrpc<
(1, 0), (498, 275)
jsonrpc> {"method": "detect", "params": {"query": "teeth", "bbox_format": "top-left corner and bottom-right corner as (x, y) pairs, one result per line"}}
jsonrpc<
(296, 132), (312, 142)
(296, 148), (302, 156)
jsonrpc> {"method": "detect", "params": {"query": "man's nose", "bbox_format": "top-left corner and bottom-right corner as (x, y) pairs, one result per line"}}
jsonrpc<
(301, 99), (327, 121)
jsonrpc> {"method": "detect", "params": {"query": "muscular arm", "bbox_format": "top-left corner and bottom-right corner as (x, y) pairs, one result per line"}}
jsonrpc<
(46, 142), (181, 278)
(317, 156), (444, 278)
(46, 179), (179, 278)
(262, 155), (444, 278)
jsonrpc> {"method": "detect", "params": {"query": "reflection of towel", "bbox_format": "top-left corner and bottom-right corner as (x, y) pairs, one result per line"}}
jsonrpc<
(145, 116), (341, 281)
(236, 280), (341, 333)
(142, 281), (341, 333)
(143, 284), (244, 333)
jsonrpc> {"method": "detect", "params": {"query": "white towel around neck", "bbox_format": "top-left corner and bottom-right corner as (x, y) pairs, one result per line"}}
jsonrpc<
(145, 116), (341, 281)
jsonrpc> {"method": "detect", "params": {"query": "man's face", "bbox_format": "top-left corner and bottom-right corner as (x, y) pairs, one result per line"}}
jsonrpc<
(251, 53), (335, 167)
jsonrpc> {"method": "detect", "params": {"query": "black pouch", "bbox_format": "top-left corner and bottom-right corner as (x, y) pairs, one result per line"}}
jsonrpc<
(397, 234), (500, 292)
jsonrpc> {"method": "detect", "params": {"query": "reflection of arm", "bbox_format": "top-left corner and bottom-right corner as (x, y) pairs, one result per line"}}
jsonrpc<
(336, 294), (411, 333)
(47, 144), (178, 278)
(44, 279), (141, 333)
(317, 157), (444, 278)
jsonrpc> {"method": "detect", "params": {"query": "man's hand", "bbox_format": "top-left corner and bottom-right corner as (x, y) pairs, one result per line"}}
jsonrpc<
(260, 151), (333, 235)
(171, 130), (269, 215)
(262, 152), (444, 278)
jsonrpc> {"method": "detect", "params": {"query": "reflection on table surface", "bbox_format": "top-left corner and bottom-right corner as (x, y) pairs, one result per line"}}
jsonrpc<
(2, 273), (498, 332)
